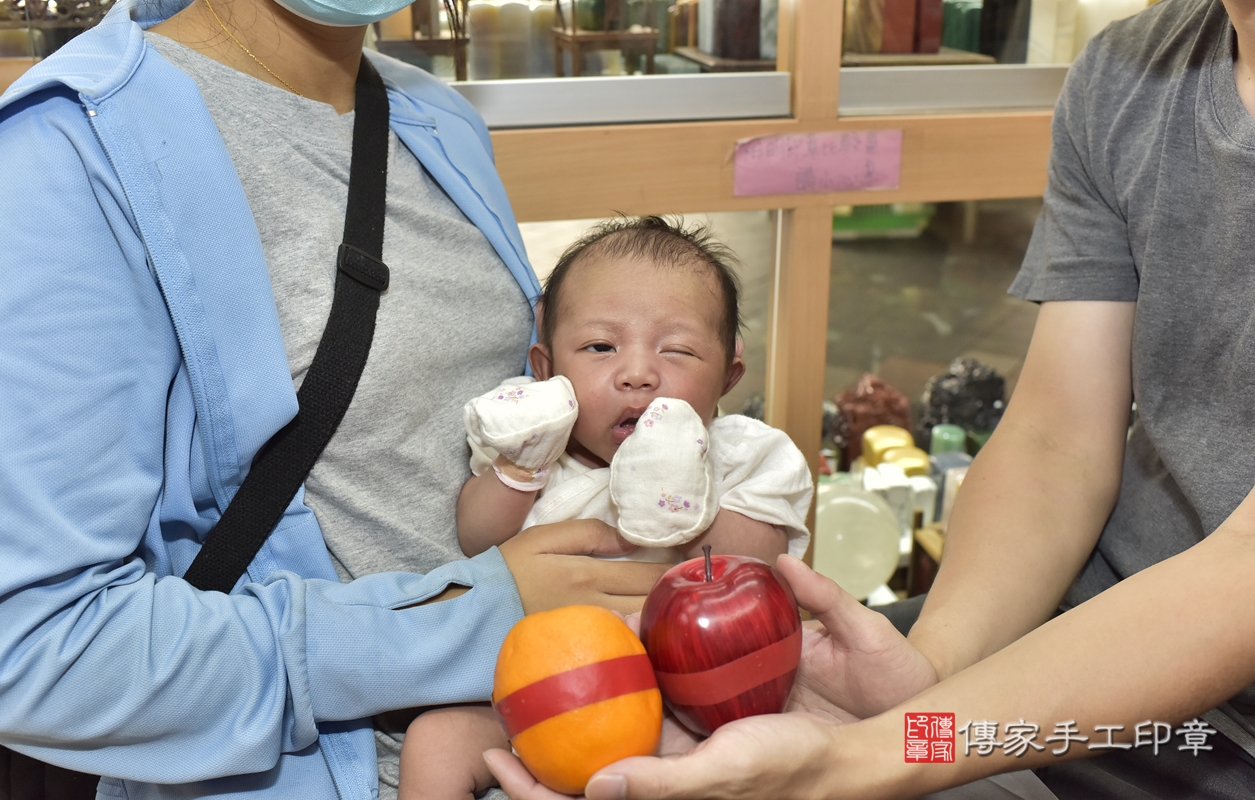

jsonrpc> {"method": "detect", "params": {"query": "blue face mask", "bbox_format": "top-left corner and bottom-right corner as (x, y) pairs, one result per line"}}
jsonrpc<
(271, 0), (415, 26)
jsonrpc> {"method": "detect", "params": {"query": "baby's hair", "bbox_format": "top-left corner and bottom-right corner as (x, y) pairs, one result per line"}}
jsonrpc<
(540, 216), (742, 366)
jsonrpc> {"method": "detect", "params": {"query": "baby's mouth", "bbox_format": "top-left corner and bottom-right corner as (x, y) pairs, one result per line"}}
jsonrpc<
(612, 415), (641, 445)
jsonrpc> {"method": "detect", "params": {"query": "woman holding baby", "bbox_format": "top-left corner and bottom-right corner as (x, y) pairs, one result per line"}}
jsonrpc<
(0, 1), (802, 799)
(0, 0), (673, 798)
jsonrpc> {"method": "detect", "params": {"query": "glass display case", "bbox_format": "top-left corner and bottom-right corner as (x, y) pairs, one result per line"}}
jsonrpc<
(374, 0), (780, 82)
(0, 0), (113, 56)
(825, 198), (1039, 405)
(1, 0), (110, 91)
(835, 0), (1151, 116)
(373, 0), (789, 127)
(839, 0), (1146, 66)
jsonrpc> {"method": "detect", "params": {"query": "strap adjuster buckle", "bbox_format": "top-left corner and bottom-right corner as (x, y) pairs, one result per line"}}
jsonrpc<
(337, 243), (390, 292)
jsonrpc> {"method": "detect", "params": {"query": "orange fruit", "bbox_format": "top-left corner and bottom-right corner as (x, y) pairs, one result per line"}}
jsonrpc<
(492, 605), (662, 795)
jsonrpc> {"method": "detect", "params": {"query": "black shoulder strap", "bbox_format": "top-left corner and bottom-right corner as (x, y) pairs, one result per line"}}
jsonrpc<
(183, 56), (391, 594)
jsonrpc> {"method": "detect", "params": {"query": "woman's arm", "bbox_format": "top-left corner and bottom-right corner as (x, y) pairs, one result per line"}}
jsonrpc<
(0, 92), (665, 783)
(458, 457), (542, 556)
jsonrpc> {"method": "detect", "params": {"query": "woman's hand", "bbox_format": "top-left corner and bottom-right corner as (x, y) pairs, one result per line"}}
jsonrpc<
(498, 519), (669, 615)
(776, 555), (938, 722)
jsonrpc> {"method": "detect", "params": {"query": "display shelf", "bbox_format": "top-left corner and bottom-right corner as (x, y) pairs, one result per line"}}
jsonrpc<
(453, 71), (790, 127)
(838, 63), (1067, 116)
(841, 47), (994, 67)
(673, 45), (775, 72)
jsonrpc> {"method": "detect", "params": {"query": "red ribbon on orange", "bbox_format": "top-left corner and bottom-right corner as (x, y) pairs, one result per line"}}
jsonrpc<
(495, 653), (658, 738)
(653, 627), (802, 707)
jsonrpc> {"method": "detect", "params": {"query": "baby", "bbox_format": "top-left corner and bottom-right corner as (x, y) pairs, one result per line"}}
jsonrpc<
(398, 216), (813, 800)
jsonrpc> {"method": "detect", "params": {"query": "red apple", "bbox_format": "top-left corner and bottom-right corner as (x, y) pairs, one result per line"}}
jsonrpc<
(639, 546), (802, 736)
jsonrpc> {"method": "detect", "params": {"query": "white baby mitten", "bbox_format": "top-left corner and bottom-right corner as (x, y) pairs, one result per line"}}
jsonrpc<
(610, 397), (718, 547)
(463, 376), (578, 491)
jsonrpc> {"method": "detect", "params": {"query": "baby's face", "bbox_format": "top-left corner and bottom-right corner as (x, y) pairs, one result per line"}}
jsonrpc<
(534, 255), (742, 469)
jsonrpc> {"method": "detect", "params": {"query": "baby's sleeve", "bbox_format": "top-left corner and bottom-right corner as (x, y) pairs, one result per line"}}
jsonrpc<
(707, 415), (814, 559)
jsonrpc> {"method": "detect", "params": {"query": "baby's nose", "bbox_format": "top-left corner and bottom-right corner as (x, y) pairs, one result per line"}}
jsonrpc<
(617, 354), (659, 390)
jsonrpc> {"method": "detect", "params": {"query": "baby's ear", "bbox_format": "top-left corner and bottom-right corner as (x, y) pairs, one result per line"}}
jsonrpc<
(529, 343), (555, 381)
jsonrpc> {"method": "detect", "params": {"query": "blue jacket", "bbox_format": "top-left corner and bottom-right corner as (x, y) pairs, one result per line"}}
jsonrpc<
(0, 2), (540, 797)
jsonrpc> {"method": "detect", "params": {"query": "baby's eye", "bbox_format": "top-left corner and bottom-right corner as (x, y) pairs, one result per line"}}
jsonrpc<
(585, 343), (615, 353)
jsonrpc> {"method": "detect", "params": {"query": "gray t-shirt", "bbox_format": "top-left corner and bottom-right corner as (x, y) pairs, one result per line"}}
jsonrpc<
(147, 35), (531, 798)
(1012, 0), (1255, 607)
(1010, 0), (1255, 785)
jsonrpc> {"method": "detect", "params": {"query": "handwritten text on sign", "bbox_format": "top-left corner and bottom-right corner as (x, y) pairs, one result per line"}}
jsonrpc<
(733, 130), (903, 197)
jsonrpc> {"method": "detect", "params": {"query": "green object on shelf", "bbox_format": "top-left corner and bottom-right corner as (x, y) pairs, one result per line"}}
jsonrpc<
(832, 203), (936, 241)
(574, 0), (603, 30)
(929, 424), (967, 455)
(941, 0), (983, 54)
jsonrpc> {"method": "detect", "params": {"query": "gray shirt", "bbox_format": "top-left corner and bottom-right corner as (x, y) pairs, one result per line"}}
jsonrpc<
(148, 35), (532, 797)
(1009, 0), (1255, 762)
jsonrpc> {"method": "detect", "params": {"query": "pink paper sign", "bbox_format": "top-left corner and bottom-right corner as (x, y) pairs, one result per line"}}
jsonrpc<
(733, 130), (903, 197)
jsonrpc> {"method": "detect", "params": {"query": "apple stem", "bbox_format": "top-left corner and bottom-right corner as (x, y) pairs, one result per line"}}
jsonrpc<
(703, 544), (712, 582)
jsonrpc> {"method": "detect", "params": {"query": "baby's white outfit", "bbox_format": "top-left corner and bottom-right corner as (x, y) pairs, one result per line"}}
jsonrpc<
(466, 378), (813, 563)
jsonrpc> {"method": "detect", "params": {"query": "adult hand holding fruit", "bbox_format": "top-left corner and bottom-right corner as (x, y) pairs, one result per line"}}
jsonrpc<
(486, 555), (940, 799)
(498, 519), (671, 615)
(486, 710), (862, 800)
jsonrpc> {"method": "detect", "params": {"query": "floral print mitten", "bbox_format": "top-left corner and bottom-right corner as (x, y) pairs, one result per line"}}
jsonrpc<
(610, 397), (718, 547)
(463, 376), (578, 490)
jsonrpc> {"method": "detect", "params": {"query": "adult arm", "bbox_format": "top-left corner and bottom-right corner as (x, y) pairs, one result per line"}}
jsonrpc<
(699, 300), (1139, 727)
(910, 30), (1139, 683)
(501, 519), (669, 616)
(908, 299), (1134, 679)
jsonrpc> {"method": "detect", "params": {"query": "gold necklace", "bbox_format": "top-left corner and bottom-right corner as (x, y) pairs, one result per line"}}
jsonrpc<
(202, 0), (305, 97)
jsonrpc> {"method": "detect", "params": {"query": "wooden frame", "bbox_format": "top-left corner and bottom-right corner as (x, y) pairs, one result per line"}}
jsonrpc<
(0, 58), (37, 92)
(490, 0), (1051, 541)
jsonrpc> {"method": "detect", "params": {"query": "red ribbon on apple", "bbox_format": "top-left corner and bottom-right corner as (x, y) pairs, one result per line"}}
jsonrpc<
(639, 546), (802, 736)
